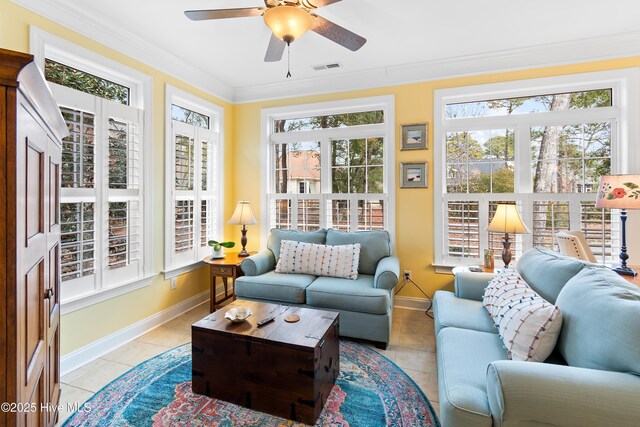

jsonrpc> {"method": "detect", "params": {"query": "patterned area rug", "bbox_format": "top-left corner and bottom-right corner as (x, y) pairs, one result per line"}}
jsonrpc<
(64, 340), (439, 427)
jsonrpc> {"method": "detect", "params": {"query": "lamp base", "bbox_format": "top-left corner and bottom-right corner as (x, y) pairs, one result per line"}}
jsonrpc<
(238, 249), (250, 257)
(612, 265), (637, 277)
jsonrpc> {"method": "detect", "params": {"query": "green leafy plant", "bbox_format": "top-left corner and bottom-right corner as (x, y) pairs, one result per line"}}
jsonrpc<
(208, 240), (235, 251)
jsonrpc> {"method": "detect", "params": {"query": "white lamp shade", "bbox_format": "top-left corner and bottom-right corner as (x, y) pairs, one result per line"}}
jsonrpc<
(228, 201), (257, 225)
(487, 204), (530, 234)
(263, 6), (313, 42)
(595, 174), (640, 209)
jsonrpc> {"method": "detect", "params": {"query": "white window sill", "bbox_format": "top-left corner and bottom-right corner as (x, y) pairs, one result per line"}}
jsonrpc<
(431, 264), (457, 275)
(162, 261), (206, 280)
(61, 274), (156, 315)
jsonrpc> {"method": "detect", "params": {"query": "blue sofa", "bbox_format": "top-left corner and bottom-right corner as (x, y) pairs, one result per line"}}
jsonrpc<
(235, 228), (400, 348)
(433, 247), (640, 426)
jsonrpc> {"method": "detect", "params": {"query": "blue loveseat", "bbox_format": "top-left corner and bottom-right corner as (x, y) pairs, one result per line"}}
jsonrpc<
(433, 247), (640, 427)
(234, 228), (400, 348)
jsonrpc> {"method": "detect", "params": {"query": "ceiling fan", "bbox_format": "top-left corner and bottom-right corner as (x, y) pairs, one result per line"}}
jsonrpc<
(184, 0), (367, 64)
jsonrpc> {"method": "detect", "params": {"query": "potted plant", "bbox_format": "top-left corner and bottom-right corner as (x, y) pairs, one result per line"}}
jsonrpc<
(208, 240), (235, 258)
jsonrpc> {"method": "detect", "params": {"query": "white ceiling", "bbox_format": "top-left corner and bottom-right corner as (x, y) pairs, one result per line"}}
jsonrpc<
(21, 0), (640, 101)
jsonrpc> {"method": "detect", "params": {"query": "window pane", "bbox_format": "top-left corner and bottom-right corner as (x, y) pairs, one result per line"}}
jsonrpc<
(61, 202), (95, 281)
(61, 108), (95, 188)
(330, 200), (350, 231)
(446, 130), (514, 194)
(446, 89), (612, 118)
(108, 202), (128, 269)
(45, 59), (130, 105)
(201, 200), (214, 247)
(297, 199), (320, 231)
(274, 142), (320, 194)
(331, 138), (384, 194)
(274, 110), (383, 133)
(175, 200), (193, 253)
(358, 200), (384, 230)
(447, 201), (479, 258)
(171, 104), (210, 129)
(175, 135), (195, 190)
(532, 201), (570, 249)
(108, 118), (139, 190)
(581, 201), (618, 263)
(531, 123), (611, 193)
(273, 199), (292, 229)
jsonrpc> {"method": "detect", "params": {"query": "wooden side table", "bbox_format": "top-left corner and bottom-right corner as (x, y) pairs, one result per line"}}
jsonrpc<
(202, 252), (254, 313)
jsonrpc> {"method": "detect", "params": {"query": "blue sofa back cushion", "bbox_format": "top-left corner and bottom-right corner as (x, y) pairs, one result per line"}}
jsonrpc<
(267, 228), (327, 260)
(326, 229), (391, 275)
(556, 266), (640, 375)
(517, 247), (586, 303)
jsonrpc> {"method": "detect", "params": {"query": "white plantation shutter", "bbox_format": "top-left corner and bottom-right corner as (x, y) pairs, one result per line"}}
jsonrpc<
(52, 83), (145, 300)
(167, 119), (218, 269)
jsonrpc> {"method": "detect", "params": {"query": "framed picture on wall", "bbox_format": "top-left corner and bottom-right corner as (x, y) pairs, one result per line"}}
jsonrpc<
(400, 162), (428, 188)
(401, 123), (428, 150)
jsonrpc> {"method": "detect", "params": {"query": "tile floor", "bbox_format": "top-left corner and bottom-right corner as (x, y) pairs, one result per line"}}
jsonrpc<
(57, 304), (439, 425)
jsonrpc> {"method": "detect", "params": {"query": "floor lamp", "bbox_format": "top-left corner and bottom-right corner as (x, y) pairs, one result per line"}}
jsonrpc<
(595, 175), (640, 276)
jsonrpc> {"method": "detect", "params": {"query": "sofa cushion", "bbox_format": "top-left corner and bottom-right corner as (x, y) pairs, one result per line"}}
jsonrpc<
(325, 229), (391, 275)
(517, 247), (586, 303)
(433, 291), (497, 336)
(275, 240), (361, 280)
(483, 268), (563, 362)
(267, 228), (327, 261)
(437, 327), (508, 427)
(556, 266), (640, 375)
(306, 275), (390, 315)
(234, 271), (316, 304)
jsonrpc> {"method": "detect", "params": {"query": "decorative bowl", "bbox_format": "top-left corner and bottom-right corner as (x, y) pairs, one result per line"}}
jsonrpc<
(224, 307), (252, 323)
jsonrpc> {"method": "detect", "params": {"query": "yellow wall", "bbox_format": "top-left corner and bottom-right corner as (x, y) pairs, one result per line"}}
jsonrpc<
(234, 56), (640, 299)
(1, 0), (237, 355)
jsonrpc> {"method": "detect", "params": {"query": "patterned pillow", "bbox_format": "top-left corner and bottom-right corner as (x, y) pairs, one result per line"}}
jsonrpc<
(483, 268), (563, 362)
(275, 240), (361, 280)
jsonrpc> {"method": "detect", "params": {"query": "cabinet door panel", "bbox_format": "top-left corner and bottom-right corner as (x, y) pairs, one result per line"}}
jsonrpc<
(24, 258), (45, 388)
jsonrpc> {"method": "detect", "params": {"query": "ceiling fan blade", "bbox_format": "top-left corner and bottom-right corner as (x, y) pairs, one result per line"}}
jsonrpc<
(264, 34), (286, 62)
(185, 8), (265, 21)
(305, 0), (343, 7)
(310, 14), (366, 51)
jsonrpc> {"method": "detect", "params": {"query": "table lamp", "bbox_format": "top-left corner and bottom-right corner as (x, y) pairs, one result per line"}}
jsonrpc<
(228, 201), (257, 257)
(595, 174), (640, 276)
(486, 203), (530, 268)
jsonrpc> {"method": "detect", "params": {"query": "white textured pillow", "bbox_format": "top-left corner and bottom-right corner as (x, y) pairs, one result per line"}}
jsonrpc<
(275, 240), (361, 280)
(483, 268), (563, 362)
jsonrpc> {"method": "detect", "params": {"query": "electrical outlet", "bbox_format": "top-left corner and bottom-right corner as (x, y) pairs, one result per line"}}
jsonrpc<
(170, 277), (177, 290)
(403, 270), (412, 281)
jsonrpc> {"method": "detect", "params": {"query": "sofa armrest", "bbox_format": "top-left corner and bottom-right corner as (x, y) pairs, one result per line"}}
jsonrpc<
(374, 256), (399, 291)
(454, 272), (493, 301)
(240, 250), (275, 276)
(487, 360), (640, 427)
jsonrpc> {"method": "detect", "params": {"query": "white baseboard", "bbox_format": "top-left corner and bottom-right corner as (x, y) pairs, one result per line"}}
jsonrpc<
(394, 295), (434, 312)
(60, 290), (209, 376)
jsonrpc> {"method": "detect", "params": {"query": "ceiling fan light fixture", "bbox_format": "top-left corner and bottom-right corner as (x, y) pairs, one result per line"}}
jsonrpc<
(264, 6), (313, 43)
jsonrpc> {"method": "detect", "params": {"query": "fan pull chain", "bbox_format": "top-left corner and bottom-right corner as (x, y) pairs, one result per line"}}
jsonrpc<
(286, 41), (292, 78)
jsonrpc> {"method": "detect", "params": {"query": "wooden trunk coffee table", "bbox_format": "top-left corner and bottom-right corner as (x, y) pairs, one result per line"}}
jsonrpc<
(192, 299), (340, 425)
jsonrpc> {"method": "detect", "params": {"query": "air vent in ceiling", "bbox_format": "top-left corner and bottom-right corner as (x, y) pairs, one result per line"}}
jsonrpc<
(312, 62), (342, 71)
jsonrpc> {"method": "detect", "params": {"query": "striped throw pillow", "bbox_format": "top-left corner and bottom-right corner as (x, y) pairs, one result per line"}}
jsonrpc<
(275, 240), (361, 280)
(483, 268), (563, 362)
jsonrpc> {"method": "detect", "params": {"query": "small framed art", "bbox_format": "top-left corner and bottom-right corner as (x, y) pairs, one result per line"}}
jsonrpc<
(400, 162), (428, 188)
(401, 123), (428, 150)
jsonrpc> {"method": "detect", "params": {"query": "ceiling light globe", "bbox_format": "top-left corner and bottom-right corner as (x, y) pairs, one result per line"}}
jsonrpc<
(264, 6), (313, 43)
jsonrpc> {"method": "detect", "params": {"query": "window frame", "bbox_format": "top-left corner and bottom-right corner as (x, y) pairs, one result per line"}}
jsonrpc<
(30, 27), (154, 313)
(164, 84), (224, 277)
(260, 96), (396, 247)
(433, 69), (640, 270)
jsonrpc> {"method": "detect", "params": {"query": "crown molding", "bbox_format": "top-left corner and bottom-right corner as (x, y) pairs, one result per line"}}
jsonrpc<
(11, 0), (235, 103)
(233, 31), (640, 103)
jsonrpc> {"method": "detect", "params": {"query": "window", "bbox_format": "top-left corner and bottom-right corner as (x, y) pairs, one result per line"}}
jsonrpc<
(262, 97), (395, 244)
(43, 52), (151, 304)
(164, 85), (223, 273)
(434, 71), (640, 267)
